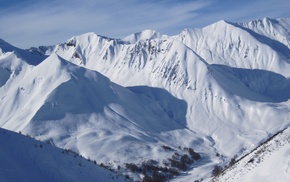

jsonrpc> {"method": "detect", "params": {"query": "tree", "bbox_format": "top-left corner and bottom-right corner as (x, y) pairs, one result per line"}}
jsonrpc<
(212, 165), (223, 176)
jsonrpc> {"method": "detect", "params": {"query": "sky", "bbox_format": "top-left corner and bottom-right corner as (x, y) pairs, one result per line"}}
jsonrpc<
(1, 0), (290, 48)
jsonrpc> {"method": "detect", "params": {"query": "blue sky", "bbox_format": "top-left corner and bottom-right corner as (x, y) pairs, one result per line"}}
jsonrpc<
(1, 0), (290, 48)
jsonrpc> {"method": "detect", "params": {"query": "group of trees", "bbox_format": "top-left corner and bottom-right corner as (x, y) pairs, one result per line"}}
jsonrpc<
(124, 146), (202, 181)
(212, 155), (237, 177)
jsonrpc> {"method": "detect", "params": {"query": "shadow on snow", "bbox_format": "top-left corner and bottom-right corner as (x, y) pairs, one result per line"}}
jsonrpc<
(211, 64), (290, 103)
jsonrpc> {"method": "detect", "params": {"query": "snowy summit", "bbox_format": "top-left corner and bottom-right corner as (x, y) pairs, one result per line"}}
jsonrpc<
(1, 17), (290, 181)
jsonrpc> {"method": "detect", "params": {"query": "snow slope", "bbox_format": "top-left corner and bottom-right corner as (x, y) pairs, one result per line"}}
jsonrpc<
(238, 18), (290, 49)
(49, 18), (290, 156)
(1, 18), (290, 181)
(0, 38), (47, 65)
(0, 128), (125, 182)
(177, 19), (290, 76)
(213, 127), (290, 182)
(0, 48), (205, 180)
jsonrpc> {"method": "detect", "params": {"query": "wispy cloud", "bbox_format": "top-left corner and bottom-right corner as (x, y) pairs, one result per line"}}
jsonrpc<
(0, 0), (210, 48)
(190, 0), (290, 28)
(0, 0), (289, 48)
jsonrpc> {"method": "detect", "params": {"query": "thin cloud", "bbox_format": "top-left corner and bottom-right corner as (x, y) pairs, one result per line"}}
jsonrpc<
(0, 0), (289, 48)
(0, 0), (210, 48)
(189, 0), (290, 28)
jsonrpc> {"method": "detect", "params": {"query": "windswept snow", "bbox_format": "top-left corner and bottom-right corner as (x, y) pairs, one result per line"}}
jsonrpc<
(1, 17), (290, 181)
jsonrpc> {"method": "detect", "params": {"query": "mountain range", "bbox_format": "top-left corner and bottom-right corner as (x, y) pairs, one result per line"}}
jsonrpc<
(1, 17), (290, 181)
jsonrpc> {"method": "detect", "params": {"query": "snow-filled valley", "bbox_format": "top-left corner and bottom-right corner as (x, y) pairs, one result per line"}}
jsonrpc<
(1, 17), (290, 181)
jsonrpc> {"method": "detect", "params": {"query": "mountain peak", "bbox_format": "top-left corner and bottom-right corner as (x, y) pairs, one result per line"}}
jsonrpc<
(75, 32), (109, 40)
(0, 38), (17, 53)
(207, 19), (230, 27)
(0, 38), (10, 46)
(0, 38), (47, 65)
(63, 32), (115, 48)
(1, 17), (290, 182)
(122, 29), (163, 43)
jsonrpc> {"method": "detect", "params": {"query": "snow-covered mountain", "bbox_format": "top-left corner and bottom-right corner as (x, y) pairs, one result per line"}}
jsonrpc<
(0, 128), (125, 182)
(213, 127), (290, 182)
(0, 41), (204, 180)
(1, 17), (290, 181)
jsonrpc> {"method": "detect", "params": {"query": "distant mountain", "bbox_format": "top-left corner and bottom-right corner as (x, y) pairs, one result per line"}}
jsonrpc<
(1, 17), (290, 181)
(0, 128), (125, 182)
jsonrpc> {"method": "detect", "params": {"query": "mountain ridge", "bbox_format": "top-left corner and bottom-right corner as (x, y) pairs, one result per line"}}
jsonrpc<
(1, 17), (290, 181)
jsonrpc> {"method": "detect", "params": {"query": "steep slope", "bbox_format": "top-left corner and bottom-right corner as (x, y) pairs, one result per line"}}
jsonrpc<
(0, 38), (46, 65)
(50, 31), (202, 90)
(213, 127), (290, 182)
(177, 19), (290, 76)
(0, 51), (207, 180)
(1, 18), (290, 181)
(0, 128), (125, 182)
(50, 18), (290, 157)
(238, 18), (290, 49)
